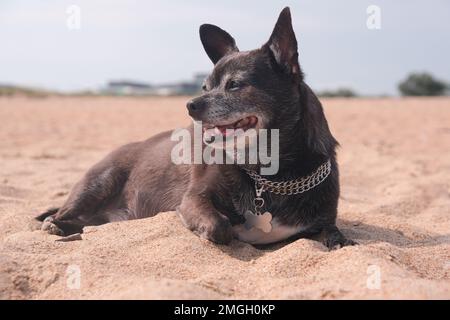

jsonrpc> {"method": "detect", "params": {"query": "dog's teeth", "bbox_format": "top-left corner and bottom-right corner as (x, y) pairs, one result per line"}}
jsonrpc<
(214, 127), (222, 135)
(206, 116), (258, 137)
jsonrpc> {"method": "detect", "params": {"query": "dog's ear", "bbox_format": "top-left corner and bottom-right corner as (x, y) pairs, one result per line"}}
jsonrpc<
(264, 7), (301, 78)
(200, 24), (239, 64)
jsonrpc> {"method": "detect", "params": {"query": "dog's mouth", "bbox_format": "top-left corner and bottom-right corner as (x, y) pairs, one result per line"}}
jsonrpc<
(202, 116), (259, 137)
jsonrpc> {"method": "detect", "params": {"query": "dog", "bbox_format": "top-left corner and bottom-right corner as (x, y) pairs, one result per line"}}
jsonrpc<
(37, 7), (356, 249)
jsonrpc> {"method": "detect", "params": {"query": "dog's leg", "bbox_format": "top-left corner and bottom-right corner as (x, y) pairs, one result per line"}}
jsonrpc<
(177, 194), (233, 245)
(37, 207), (86, 235)
(321, 225), (357, 250)
(37, 164), (128, 236)
(175, 165), (234, 244)
(36, 207), (59, 222)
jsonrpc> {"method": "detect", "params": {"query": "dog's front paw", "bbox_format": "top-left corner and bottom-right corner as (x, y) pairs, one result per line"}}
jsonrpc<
(202, 218), (233, 244)
(325, 237), (358, 250)
(322, 226), (358, 250)
(176, 208), (233, 245)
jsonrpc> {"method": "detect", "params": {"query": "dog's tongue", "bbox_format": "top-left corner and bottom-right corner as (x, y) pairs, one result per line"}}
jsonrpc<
(216, 117), (252, 136)
(203, 117), (257, 140)
(215, 125), (235, 136)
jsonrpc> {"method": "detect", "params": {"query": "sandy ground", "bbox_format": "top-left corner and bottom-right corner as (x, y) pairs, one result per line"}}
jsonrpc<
(0, 96), (449, 300)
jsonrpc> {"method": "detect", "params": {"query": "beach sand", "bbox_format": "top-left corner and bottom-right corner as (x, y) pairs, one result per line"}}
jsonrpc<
(0, 96), (449, 299)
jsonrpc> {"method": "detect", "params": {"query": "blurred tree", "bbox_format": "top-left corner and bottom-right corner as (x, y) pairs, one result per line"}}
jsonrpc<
(317, 88), (357, 98)
(398, 72), (448, 96)
(0, 85), (50, 97)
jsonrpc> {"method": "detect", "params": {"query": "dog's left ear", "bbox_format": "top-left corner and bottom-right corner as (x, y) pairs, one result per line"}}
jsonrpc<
(200, 24), (239, 64)
(264, 7), (301, 79)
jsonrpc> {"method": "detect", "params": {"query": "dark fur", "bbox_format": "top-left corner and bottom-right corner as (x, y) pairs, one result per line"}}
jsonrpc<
(37, 7), (355, 249)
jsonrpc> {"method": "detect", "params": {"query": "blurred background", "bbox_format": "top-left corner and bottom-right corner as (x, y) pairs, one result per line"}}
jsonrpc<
(0, 0), (449, 97)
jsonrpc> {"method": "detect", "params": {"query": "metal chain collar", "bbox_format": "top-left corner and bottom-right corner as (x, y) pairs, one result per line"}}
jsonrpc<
(244, 160), (332, 196)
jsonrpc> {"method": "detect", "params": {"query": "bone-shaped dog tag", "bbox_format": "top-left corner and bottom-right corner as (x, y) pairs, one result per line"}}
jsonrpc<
(244, 210), (272, 233)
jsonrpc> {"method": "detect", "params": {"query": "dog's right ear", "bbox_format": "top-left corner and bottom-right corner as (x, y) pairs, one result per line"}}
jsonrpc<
(200, 24), (239, 64)
(263, 7), (301, 79)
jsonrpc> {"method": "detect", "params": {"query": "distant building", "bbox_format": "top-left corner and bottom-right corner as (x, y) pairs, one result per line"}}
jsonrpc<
(103, 80), (153, 96)
(193, 73), (208, 88)
(102, 73), (208, 96)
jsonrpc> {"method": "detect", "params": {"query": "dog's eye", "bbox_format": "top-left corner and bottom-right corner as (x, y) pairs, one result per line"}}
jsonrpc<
(226, 80), (241, 91)
(201, 84), (208, 91)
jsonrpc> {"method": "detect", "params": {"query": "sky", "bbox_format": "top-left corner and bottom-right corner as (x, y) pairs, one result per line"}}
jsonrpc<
(1, 0), (449, 95)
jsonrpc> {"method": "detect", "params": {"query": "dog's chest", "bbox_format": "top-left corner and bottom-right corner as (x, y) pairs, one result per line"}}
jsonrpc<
(230, 185), (304, 244)
(233, 218), (304, 244)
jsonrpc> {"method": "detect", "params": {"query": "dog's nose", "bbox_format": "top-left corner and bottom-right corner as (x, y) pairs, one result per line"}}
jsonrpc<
(186, 99), (205, 117)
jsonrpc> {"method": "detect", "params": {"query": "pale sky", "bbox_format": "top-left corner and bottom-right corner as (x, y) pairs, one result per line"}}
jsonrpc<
(1, 0), (449, 95)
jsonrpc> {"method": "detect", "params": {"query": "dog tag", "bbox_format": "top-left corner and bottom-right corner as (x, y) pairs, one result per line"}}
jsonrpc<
(244, 210), (272, 233)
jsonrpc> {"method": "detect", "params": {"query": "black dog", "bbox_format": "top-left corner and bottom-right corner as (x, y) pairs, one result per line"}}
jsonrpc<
(37, 7), (356, 249)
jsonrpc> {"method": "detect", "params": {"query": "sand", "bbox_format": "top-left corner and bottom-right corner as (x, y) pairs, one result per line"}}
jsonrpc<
(0, 96), (449, 300)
